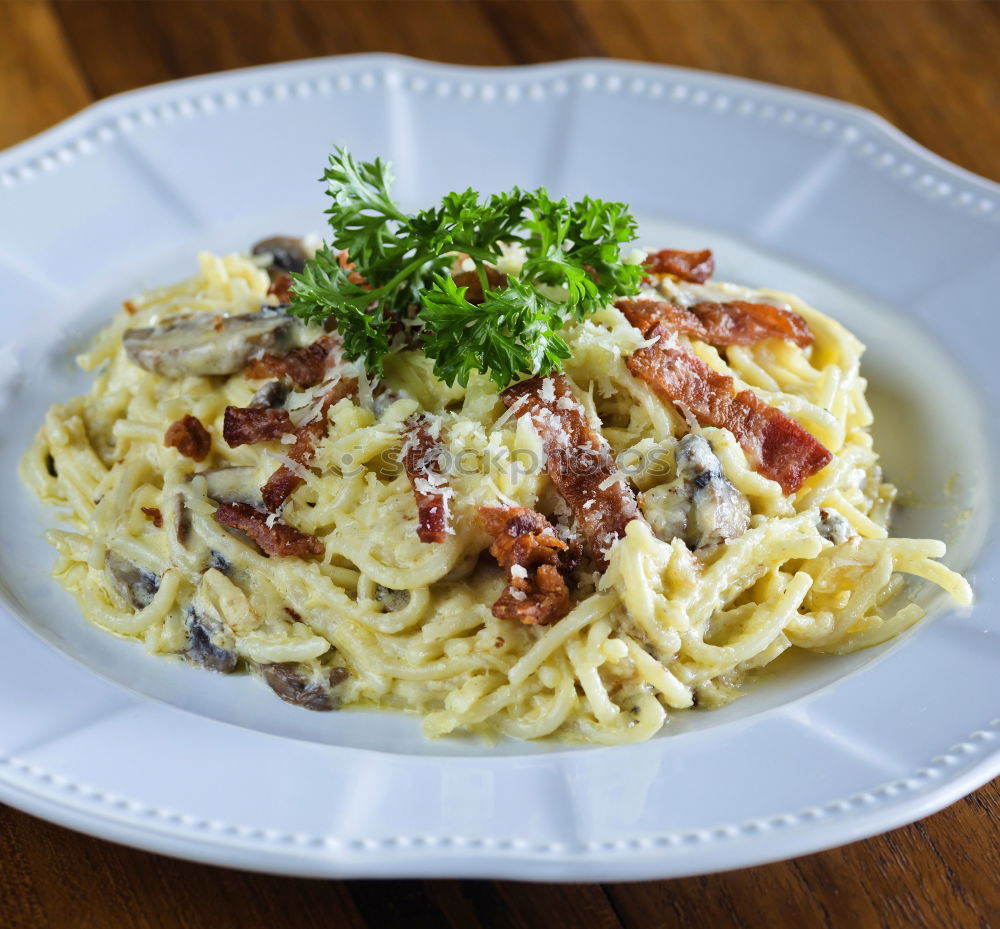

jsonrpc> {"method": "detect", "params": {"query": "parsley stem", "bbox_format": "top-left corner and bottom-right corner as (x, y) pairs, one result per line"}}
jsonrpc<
(474, 260), (490, 296)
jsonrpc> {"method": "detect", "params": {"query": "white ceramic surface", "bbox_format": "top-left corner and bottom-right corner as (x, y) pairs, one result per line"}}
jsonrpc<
(0, 55), (997, 881)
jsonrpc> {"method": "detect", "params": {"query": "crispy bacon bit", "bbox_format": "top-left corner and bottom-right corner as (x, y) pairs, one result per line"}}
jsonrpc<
(479, 507), (580, 625)
(214, 502), (324, 558)
(164, 414), (211, 462)
(500, 375), (642, 570)
(223, 406), (295, 447)
(402, 415), (451, 543)
(627, 325), (832, 494)
(451, 266), (507, 305)
(260, 466), (303, 514)
(644, 249), (715, 283)
(617, 299), (697, 337)
(267, 273), (293, 304)
(245, 334), (341, 388)
(618, 298), (813, 348)
(261, 377), (358, 511)
(337, 249), (367, 287)
(141, 506), (163, 528)
(690, 300), (813, 347)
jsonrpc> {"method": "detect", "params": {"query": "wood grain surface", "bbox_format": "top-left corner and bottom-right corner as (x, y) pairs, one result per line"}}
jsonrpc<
(1, 1), (997, 926)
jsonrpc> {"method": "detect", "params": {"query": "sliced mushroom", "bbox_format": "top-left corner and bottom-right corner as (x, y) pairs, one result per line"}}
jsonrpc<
(184, 606), (238, 673)
(174, 492), (192, 547)
(252, 236), (308, 275)
(639, 483), (689, 544)
(375, 585), (411, 612)
(249, 379), (291, 410)
(818, 508), (857, 545)
(372, 388), (403, 418)
(123, 312), (293, 378)
(208, 549), (233, 575)
(259, 662), (349, 711)
(106, 551), (160, 609)
(641, 435), (750, 552)
(675, 435), (750, 551)
(203, 466), (260, 506)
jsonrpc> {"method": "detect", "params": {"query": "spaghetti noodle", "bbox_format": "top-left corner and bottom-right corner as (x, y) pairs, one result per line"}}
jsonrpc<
(20, 246), (972, 743)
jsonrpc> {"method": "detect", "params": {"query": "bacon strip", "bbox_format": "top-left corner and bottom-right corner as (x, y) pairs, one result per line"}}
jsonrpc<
(164, 414), (211, 462)
(500, 375), (642, 570)
(261, 377), (358, 511)
(337, 249), (367, 287)
(618, 298), (813, 348)
(627, 325), (832, 494)
(401, 415), (451, 543)
(245, 334), (341, 388)
(223, 407), (295, 447)
(644, 249), (715, 283)
(479, 507), (580, 625)
(267, 274), (293, 304)
(451, 266), (507, 305)
(214, 502), (323, 558)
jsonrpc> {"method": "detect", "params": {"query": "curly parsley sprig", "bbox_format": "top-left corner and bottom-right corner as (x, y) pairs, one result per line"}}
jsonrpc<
(288, 148), (643, 388)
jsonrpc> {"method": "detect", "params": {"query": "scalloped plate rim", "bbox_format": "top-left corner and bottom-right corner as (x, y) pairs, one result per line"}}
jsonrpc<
(0, 54), (997, 881)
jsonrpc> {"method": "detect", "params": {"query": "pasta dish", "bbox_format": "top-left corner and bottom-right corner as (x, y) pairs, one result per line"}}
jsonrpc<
(20, 153), (972, 744)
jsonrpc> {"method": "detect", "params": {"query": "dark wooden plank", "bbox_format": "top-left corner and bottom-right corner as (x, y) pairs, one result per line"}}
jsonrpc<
(49, 0), (175, 97)
(0, 803), (48, 929)
(345, 875), (627, 929)
(0, 0), (92, 148)
(51, 0), (515, 98)
(815, 0), (1000, 181)
(423, 880), (496, 929)
(448, 879), (625, 929)
(2, 786), (996, 929)
(475, 0), (603, 63)
(604, 778), (1000, 929)
(295, 0), (512, 64)
(347, 879), (471, 929)
(575, 0), (1000, 182)
(572, 0), (891, 114)
(0, 806), (369, 929)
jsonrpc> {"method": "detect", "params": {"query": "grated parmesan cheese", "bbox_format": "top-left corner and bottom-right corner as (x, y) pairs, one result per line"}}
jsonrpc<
(356, 366), (376, 411)
(597, 471), (626, 491)
(493, 394), (528, 431)
(265, 451), (312, 482)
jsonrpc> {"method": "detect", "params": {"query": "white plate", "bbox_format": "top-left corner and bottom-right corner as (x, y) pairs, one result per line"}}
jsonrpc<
(0, 55), (997, 881)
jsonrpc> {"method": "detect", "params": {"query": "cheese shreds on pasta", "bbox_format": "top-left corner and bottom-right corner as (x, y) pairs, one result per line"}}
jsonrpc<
(20, 248), (972, 743)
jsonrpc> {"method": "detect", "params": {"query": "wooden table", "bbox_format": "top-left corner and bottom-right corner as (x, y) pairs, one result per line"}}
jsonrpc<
(1, 2), (997, 926)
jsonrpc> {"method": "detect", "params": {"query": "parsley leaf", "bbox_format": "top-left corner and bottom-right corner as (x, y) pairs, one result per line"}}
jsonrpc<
(420, 275), (571, 389)
(289, 245), (394, 369)
(287, 148), (641, 387)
